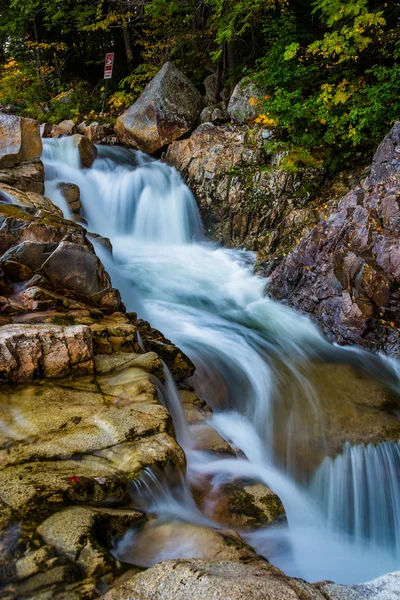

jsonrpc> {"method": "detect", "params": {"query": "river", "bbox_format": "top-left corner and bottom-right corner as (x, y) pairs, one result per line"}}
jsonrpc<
(42, 135), (400, 584)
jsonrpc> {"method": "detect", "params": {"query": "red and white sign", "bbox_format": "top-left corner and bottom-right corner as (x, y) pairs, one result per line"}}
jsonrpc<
(104, 52), (115, 79)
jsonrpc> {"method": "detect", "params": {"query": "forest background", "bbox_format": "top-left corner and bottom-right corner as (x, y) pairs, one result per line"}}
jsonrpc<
(0, 0), (399, 169)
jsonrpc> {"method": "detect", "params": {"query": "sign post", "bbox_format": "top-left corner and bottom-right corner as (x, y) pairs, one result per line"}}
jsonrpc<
(101, 52), (115, 113)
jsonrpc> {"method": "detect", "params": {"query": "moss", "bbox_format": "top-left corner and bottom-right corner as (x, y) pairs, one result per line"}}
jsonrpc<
(51, 314), (76, 326)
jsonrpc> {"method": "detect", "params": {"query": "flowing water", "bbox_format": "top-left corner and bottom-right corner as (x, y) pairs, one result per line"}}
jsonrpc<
(42, 135), (400, 584)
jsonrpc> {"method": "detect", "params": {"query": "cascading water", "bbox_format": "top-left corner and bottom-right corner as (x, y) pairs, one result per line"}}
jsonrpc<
(42, 136), (400, 584)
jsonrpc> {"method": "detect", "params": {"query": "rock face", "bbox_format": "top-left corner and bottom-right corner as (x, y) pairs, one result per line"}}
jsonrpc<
(268, 122), (400, 355)
(0, 113), (44, 194)
(166, 123), (324, 256)
(228, 78), (264, 124)
(115, 62), (203, 154)
(0, 324), (94, 382)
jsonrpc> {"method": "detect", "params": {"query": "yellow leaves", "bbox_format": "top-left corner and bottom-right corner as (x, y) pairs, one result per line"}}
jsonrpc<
(255, 113), (277, 127)
(320, 118), (327, 124)
(334, 89), (350, 104)
(248, 96), (258, 107)
(4, 58), (18, 70)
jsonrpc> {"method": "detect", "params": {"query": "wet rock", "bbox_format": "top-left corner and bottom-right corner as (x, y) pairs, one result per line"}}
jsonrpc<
(0, 183), (62, 215)
(1, 241), (58, 281)
(76, 135), (97, 168)
(94, 351), (163, 379)
(0, 157), (44, 195)
(0, 113), (42, 169)
(51, 120), (77, 138)
(40, 122), (53, 138)
(0, 364), (184, 517)
(268, 122), (400, 355)
(89, 322), (140, 355)
(0, 323), (94, 382)
(0, 268), (13, 295)
(115, 61), (203, 154)
(227, 78), (264, 124)
(37, 506), (141, 577)
(180, 389), (213, 424)
(206, 481), (285, 530)
(58, 182), (81, 213)
(190, 422), (235, 455)
(137, 319), (195, 381)
(40, 241), (122, 313)
(88, 232), (112, 253)
(100, 559), (325, 600)
(77, 121), (86, 135)
(15, 546), (56, 580)
(113, 521), (261, 568)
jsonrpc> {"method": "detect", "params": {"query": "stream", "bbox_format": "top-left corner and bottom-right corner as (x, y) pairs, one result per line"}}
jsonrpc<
(42, 136), (400, 584)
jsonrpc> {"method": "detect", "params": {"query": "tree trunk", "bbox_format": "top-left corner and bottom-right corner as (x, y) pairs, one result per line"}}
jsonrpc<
(33, 19), (45, 84)
(122, 21), (133, 65)
(215, 44), (225, 101)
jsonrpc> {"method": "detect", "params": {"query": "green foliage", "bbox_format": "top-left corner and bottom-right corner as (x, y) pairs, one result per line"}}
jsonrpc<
(0, 0), (398, 169)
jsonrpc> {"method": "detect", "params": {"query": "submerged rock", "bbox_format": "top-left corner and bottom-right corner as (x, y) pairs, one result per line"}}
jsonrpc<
(76, 134), (97, 168)
(268, 122), (400, 355)
(58, 182), (81, 213)
(114, 521), (260, 568)
(115, 62), (203, 154)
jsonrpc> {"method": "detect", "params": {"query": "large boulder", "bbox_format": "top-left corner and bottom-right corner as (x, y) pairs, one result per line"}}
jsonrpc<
(165, 123), (324, 254)
(0, 113), (42, 168)
(115, 62), (203, 154)
(228, 78), (264, 124)
(268, 122), (400, 355)
(0, 113), (44, 194)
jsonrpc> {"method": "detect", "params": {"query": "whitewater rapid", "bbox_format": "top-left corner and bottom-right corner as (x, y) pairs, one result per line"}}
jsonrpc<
(42, 136), (400, 584)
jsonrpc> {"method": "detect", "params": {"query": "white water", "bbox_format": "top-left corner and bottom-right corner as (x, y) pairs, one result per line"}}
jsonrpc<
(42, 136), (400, 584)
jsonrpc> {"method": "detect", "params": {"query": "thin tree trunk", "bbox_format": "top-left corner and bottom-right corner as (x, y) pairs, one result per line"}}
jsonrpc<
(215, 44), (225, 101)
(33, 19), (45, 83)
(122, 21), (133, 64)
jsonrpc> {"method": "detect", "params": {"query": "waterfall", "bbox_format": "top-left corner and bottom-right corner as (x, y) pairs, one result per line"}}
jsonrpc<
(43, 136), (203, 244)
(311, 441), (400, 555)
(42, 137), (400, 585)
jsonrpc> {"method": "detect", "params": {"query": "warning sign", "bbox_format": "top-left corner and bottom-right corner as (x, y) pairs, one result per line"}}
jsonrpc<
(104, 53), (115, 79)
